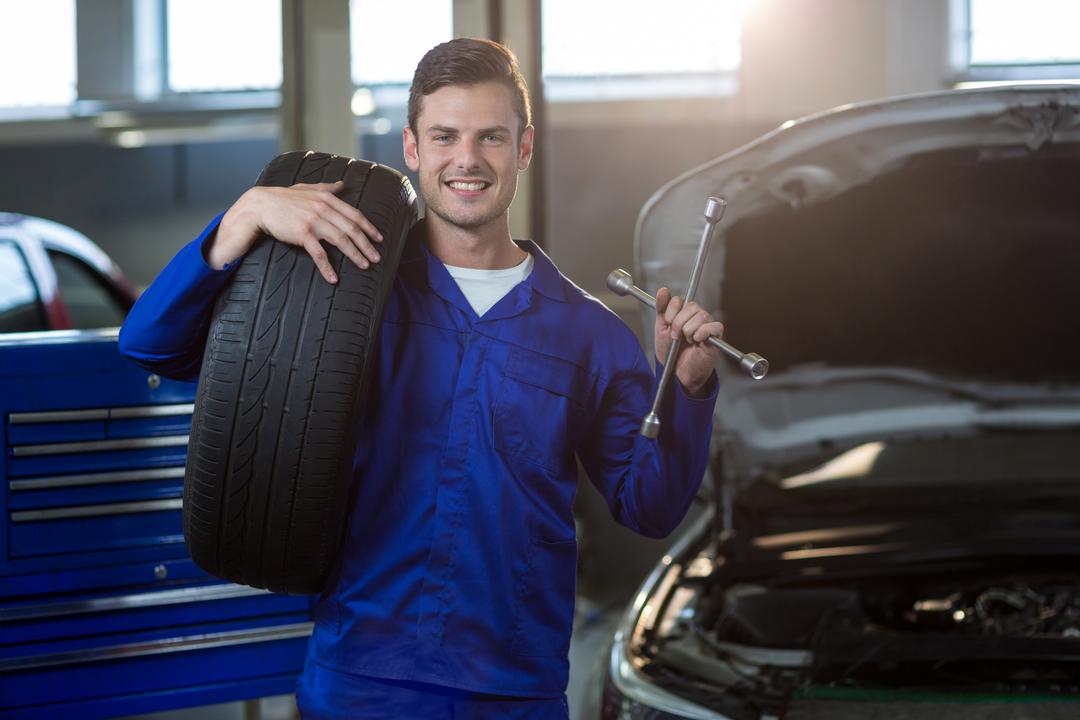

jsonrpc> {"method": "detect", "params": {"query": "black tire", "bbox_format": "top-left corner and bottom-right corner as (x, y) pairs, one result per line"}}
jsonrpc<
(183, 151), (417, 594)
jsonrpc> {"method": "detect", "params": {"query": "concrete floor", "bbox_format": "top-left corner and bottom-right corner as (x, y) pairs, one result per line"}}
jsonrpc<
(120, 601), (622, 720)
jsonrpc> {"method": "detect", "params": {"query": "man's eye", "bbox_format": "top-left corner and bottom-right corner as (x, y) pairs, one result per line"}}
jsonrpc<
(483, 134), (504, 143)
(433, 135), (452, 143)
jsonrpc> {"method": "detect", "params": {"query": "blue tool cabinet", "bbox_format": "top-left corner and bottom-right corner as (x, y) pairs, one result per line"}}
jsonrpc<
(1, 331), (314, 719)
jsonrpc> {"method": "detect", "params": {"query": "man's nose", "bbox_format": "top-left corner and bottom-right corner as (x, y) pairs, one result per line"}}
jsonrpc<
(454, 138), (482, 169)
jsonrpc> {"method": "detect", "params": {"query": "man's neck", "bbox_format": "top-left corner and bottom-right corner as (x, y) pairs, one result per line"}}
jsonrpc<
(423, 214), (528, 270)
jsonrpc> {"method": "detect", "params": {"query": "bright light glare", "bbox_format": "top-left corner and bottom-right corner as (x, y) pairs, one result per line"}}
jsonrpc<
(780, 442), (886, 489)
(168, 0), (282, 91)
(970, 0), (1080, 65)
(351, 0), (452, 85)
(351, 87), (376, 116)
(115, 130), (147, 148)
(0, 0), (76, 107)
(542, 0), (742, 78)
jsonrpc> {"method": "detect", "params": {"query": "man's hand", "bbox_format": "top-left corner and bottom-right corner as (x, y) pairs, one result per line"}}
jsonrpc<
(207, 181), (384, 284)
(654, 287), (723, 397)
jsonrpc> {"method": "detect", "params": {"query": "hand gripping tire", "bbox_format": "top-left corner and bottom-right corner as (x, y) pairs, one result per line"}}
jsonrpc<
(183, 151), (417, 594)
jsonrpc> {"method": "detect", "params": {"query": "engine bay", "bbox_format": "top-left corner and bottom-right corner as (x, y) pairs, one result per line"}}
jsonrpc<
(711, 573), (1080, 648)
(641, 556), (1080, 718)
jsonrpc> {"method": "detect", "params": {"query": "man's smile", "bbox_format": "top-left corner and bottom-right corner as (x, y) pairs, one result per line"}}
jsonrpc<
(444, 177), (493, 197)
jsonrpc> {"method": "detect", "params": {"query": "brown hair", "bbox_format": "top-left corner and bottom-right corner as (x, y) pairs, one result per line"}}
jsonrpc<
(408, 38), (532, 137)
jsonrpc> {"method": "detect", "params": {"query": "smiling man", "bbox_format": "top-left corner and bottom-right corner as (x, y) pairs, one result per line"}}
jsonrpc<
(405, 79), (533, 254)
(120, 39), (722, 719)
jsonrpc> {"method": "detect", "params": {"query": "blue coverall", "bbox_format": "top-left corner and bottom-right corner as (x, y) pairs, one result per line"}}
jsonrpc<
(119, 216), (717, 717)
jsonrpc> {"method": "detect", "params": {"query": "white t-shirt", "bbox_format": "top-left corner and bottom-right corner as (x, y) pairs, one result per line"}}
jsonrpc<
(444, 252), (535, 318)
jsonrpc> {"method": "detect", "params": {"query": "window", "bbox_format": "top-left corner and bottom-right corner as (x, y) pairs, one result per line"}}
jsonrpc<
(350, 0), (453, 87)
(951, 0), (1080, 82)
(0, 0), (76, 108)
(542, 0), (744, 101)
(167, 0), (282, 92)
(0, 241), (47, 333)
(48, 251), (127, 329)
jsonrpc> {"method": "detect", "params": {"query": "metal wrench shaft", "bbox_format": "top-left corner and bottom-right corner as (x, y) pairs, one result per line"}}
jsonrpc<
(639, 197), (727, 438)
(607, 268), (769, 381)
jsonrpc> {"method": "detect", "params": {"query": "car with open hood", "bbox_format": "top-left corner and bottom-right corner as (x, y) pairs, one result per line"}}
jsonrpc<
(594, 84), (1080, 719)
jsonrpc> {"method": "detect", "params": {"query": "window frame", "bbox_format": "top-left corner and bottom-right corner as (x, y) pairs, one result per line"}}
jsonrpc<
(948, 0), (1080, 84)
(0, 0), (78, 115)
(0, 0), (280, 134)
(163, 0), (284, 96)
(540, 0), (744, 103)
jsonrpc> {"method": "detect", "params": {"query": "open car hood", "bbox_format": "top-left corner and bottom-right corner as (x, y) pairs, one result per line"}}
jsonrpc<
(636, 86), (1080, 488)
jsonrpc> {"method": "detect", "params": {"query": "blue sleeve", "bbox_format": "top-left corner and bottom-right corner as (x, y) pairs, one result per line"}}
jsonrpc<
(578, 345), (718, 539)
(118, 213), (237, 381)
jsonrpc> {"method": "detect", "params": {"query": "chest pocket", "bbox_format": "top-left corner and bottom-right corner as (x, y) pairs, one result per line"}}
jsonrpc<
(493, 345), (594, 473)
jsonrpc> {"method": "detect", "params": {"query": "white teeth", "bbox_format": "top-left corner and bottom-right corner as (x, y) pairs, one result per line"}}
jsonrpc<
(449, 181), (486, 191)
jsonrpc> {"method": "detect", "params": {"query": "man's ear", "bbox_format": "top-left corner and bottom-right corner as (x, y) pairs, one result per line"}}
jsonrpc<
(403, 126), (420, 172)
(517, 125), (535, 172)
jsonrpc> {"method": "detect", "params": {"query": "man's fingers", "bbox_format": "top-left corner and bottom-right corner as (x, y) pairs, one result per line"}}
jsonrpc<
(322, 208), (382, 264)
(669, 301), (696, 340)
(663, 295), (684, 326)
(303, 238), (338, 284)
(656, 292), (722, 349)
(324, 192), (384, 243)
(315, 219), (371, 271)
(680, 310), (712, 344)
(682, 314), (724, 349)
(693, 320), (724, 344)
(288, 181), (385, 246)
(350, 234), (381, 264)
(305, 215), (375, 283)
(671, 302), (713, 342)
(655, 287), (671, 316)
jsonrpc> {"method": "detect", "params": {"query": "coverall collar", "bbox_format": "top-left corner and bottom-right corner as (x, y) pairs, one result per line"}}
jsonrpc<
(400, 220), (570, 322)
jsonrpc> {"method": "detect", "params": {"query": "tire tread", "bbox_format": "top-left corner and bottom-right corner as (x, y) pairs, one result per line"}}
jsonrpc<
(183, 151), (417, 594)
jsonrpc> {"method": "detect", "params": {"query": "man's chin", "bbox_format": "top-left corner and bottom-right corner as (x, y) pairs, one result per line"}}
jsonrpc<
(427, 205), (504, 231)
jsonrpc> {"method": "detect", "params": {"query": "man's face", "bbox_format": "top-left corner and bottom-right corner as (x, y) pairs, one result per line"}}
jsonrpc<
(403, 82), (533, 233)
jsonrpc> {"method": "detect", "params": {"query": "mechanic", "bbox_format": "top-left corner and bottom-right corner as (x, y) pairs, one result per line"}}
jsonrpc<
(119, 38), (722, 719)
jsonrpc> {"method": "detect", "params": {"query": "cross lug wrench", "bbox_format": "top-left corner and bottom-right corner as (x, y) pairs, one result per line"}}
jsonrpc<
(608, 196), (769, 439)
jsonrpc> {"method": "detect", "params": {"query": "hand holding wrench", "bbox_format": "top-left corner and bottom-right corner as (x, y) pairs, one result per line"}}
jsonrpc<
(610, 196), (768, 438)
(607, 269), (768, 381)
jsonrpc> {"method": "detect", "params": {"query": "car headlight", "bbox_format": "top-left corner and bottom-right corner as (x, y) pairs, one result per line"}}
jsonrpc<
(602, 627), (735, 720)
(602, 668), (710, 719)
(601, 513), (734, 720)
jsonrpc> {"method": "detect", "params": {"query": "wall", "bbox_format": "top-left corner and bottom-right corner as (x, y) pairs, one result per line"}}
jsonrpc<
(541, 0), (949, 296)
(0, 140), (276, 285)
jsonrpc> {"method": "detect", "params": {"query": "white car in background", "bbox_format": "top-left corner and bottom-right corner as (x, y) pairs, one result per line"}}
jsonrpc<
(594, 85), (1080, 720)
(0, 213), (134, 333)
